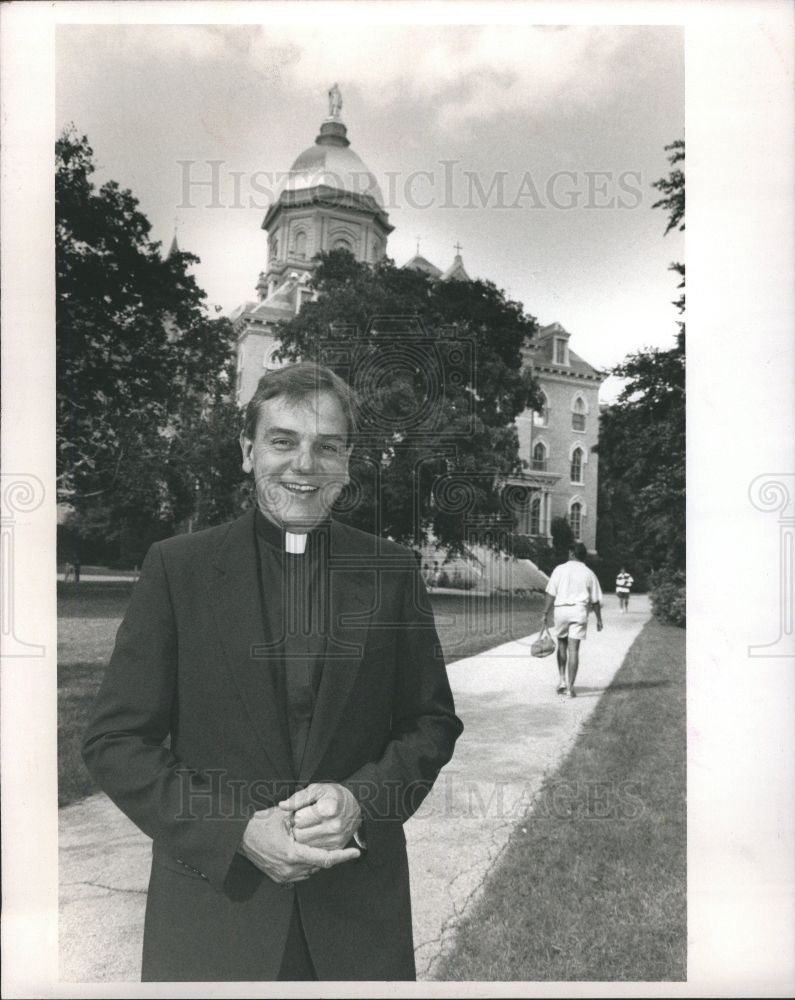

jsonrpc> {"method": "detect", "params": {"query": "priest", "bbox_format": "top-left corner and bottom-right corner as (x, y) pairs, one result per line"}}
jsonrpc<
(83, 361), (463, 981)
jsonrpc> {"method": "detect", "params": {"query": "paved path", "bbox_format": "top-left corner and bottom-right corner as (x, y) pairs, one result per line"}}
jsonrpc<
(59, 595), (651, 982)
(409, 594), (651, 977)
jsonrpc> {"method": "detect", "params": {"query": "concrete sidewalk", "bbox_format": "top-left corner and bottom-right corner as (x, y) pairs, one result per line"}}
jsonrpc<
(59, 595), (651, 983)
(409, 594), (651, 977)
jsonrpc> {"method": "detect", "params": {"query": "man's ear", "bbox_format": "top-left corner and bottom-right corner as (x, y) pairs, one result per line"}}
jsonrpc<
(239, 431), (253, 474)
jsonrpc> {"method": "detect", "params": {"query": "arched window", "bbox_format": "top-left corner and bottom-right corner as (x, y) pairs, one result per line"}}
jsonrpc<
(333, 237), (353, 253)
(269, 235), (279, 261)
(572, 396), (586, 431)
(294, 230), (307, 259)
(532, 441), (547, 471)
(530, 496), (542, 535)
(569, 501), (582, 540)
(570, 446), (584, 483)
(533, 392), (549, 427)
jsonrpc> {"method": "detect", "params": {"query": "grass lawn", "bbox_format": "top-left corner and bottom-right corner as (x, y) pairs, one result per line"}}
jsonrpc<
(431, 590), (546, 663)
(58, 582), (546, 807)
(58, 582), (133, 806)
(435, 617), (686, 982)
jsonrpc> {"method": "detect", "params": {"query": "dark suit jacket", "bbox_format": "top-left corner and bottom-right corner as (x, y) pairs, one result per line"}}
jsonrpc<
(82, 509), (463, 981)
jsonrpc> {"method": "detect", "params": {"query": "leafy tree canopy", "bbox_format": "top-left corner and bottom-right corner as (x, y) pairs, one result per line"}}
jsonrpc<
(56, 126), (242, 561)
(276, 250), (541, 546)
(596, 140), (685, 582)
(651, 139), (685, 235)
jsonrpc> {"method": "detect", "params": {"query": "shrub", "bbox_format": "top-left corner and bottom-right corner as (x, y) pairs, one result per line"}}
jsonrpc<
(550, 517), (574, 563)
(505, 533), (556, 576)
(649, 567), (686, 627)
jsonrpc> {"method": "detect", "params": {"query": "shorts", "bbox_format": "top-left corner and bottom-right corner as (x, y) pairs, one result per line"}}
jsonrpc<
(553, 605), (589, 641)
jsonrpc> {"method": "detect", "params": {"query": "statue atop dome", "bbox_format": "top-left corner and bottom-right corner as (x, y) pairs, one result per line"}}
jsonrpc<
(328, 82), (343, 120)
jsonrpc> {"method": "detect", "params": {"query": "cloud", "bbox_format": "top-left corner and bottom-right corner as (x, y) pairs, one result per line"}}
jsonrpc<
(121, 23), (231, 62)
(244, 24), (643, 124)
(125, 23), (655, 127)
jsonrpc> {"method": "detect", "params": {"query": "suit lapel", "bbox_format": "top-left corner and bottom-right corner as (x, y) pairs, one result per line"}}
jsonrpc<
(207, 509), (295, 784)
(299, 522), (374, 782)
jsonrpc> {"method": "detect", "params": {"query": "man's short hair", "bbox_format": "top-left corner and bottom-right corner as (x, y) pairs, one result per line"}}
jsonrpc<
(242, 362), (357, 442)
(572, 542), (588, 561)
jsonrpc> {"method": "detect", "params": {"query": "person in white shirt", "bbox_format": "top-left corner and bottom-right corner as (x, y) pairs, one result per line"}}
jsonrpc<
(542, 542), (604, 698)
(615, 568), (634, 613)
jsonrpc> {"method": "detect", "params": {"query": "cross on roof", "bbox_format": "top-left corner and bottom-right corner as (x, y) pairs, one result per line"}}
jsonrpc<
(416, 235), (421, 255)
(454, 241), (463, 256)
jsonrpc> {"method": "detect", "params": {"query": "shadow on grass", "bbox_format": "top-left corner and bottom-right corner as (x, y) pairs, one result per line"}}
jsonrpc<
(571, 680), (674, 698)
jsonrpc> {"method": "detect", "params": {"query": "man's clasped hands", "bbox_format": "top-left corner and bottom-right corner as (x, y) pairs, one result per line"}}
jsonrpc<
(239, 782), (363, 884)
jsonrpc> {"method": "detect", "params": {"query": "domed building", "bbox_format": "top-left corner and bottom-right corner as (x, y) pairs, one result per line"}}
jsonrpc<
(230, 89), (393, 403)
(231, 88), (604, 553)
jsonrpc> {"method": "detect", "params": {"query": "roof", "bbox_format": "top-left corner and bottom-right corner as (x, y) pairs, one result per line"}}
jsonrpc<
(402, 254), (443, 278)
(440, 254), (471, 282)
(567, 348), (604, 379)
(277, 118), (385, 209)
(530, 334), (603, 379)
(529, 321), (602, 379)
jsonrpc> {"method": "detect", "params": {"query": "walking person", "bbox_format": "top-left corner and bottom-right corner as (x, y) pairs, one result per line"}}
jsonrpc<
(543, 542), (604, 698)
(615, 567), (634, 613)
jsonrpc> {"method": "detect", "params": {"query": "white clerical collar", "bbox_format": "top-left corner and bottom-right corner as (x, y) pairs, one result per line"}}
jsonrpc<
(285, 532), (308, 555)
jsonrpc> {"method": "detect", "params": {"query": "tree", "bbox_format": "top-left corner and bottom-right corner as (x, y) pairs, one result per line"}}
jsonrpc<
(651, 139), (685, 236)
(595, 140), (685, 617)
(550, 516), (575, 564)
(56, 126), (242, 562)
(275, 250), (541, 547)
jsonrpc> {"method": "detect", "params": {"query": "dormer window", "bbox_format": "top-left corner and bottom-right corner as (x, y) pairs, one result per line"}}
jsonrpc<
(554, 337), (568, 366)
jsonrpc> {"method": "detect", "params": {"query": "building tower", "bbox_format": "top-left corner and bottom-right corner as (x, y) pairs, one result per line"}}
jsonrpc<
(231, 86), (392, 404)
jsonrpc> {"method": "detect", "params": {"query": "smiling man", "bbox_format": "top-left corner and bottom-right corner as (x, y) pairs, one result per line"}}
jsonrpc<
(83, 361), (462, 982)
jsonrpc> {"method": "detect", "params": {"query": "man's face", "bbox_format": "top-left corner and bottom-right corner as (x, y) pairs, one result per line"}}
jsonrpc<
(240, 390), (352, 531)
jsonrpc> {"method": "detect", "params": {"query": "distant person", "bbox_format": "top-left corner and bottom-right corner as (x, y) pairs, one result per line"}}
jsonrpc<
(615, 567), (634, 613)
(63, 555), (80, 583)
(543, 542), (604, 698)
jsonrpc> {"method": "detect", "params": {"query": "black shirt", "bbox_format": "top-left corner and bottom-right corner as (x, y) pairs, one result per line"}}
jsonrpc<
(254, 508), (331, 776)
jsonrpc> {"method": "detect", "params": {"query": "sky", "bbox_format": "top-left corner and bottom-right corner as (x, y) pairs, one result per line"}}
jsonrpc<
(56, 23), (684, 401)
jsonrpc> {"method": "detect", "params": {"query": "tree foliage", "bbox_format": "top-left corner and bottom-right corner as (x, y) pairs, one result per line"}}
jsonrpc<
(276, 250), (541, 546)
(596, 141), (685, 592)
(651, 139), (685, 235)
(56, 126), (243, 562)
(550, 516), (575, 563)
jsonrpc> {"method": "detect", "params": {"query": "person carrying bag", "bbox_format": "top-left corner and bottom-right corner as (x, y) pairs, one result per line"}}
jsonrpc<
(531, 624), (556, 658)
